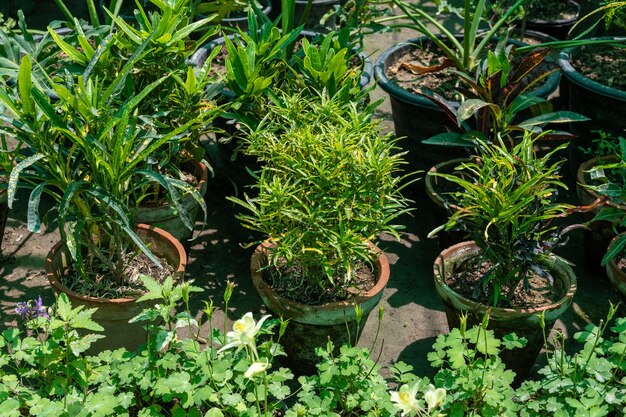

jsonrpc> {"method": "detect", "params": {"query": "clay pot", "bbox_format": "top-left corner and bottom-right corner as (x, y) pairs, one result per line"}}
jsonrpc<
(433, 241), (577, 380)
(251, 240), (390, 375)
(45, 224), (187, 353)
(425, 158), (471, 249)
(134, 160), (208, 243)
(576, 156), (626, 272)
(606, 233), (626, 302)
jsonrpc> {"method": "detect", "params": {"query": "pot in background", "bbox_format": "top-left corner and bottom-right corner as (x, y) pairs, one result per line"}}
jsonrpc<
(606, 233), (626, 302)
(558, 38), (626, 174)
(134, 160), (208, 243)
(525, 0), (581, 40)
(425, 158), (470, 249)
(433, 241), (577, 380)
(251, 240), (390, 375)
(45, 224), (187, 353)
(576, 156), (626, 273)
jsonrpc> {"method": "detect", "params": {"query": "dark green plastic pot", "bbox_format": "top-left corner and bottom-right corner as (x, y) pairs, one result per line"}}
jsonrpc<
(558, 37), (626, 174)
(374, 36), (561, 169)
(525, 0), (580, 40)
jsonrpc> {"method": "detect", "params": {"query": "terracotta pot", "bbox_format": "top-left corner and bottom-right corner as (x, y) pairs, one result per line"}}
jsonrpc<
(134, 160), (208, 242)
(576, 156), (626, 272)
(0, 187), (7, 255)
(526, 0), (581, 40)
(425, 158), (471, 250)
(606, 233), (626, 302)
(45, 224), (187, 353)
(433, 241), (577, 380)
(251, 240), (390, 374)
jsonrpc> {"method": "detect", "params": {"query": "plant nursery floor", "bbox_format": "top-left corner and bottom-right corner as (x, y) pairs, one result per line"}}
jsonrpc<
(0, 0), (619, 378)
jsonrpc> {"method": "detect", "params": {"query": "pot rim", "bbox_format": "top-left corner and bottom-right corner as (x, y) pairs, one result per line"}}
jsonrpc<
(222, 0), (272, 23)
(45, 224), (187, 305)
(374, 35), (561, 107)
(425, 157), (472, 209)
(576, 155), (626, 211)
(433, 241), (577, 314)
(251, 239), (390, 311)
(558, 37), (626, 101)
(607, 233), (626, 280)
(135, 159), (209, 211)
(527, 0), (580, 26)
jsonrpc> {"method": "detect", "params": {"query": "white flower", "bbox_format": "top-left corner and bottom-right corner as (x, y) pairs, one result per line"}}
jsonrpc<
(245, 359), (270, 379)
(218, 312), (270, 358)
(424, 384), (446, 412)
(390, 383), (421, 415)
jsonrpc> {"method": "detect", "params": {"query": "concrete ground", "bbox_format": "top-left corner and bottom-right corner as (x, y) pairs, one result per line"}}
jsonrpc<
(0, 0), (618, 378)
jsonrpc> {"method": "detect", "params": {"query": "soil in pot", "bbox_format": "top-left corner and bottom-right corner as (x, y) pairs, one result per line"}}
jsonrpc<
(525, 0), (580, 40)
(434, 241), (577, 381)
(46, 225), (187, 353)
(251, 242), (389, 375)
(571, 44), (626, 92)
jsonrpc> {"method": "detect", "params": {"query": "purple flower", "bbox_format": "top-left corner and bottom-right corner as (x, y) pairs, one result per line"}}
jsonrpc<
(14, 296), (50, 321)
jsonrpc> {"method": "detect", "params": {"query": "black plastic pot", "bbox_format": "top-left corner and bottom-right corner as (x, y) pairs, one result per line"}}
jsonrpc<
(557, 37), (626, 174)
(270, 0), (340, 30)
(221, 0), (272, 31)
(374, 36), (561, 170)
(1, 0), (35, 17)
(525, 0), (581, 40)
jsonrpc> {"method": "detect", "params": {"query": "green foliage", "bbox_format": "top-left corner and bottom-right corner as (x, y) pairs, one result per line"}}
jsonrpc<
(287, 342), (399, 417)
(229, 93), (412, 298)
(0, 51), (206, 283)
(517, 305), (626, 417)
(374, 0), (524, 73)
(427, 314), (523, 416)
(429, 133), (573, 306)
(221, 12), (368, 131)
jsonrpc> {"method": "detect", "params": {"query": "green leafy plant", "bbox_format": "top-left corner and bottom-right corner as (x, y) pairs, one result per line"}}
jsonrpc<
(418, 47), (588, 148)
(517, 304), (626, 417)
(374, 0), (525, 73)
(0, 279), (294, 416)
(0, 53), (205, 287)
(229, 92), (412, 301)
(424, 314), (524, 416)
(429, 133), (575, 306)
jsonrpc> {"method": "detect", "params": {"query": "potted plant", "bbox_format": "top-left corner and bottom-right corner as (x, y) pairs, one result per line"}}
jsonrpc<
(429, 133), (578, 378)
(228, 92), (412, 373)
(0, 136), (10, 258)
(49, 0), (224, 240)
(372, 0), (565, 168)
(0, 51), (200, 351)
